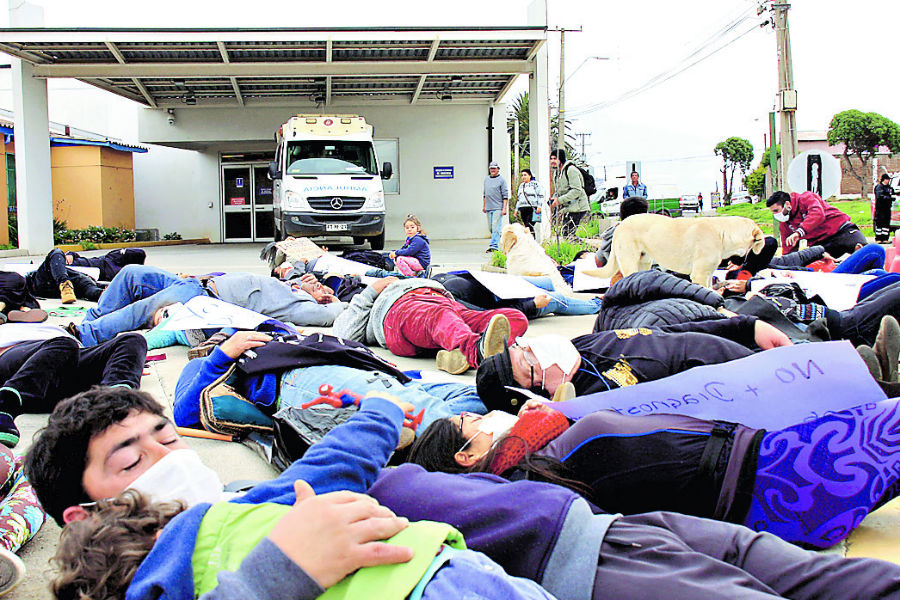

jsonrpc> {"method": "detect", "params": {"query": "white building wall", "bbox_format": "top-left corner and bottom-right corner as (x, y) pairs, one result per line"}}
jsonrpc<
(137, 103), (509, 242)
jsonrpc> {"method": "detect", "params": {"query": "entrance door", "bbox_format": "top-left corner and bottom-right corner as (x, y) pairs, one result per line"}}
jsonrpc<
(222, 163), (275, 242)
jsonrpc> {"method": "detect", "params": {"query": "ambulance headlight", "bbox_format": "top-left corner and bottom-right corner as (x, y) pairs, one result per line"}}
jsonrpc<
(285, 191), (310, 210)
(365, 191), (384, 210)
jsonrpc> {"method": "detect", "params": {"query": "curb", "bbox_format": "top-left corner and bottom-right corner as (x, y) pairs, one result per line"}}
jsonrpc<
(54, 238), (211, 251)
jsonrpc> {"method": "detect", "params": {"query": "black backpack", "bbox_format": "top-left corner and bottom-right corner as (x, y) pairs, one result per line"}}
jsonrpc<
(567, 163), (597, 197)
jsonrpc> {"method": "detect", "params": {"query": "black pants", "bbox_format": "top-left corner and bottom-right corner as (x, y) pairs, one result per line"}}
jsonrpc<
(0, 333), (147, 415)
(70, 248), (147, 281)
(559, 210), (586, 238)
(834, 281), (900, 346)
(738, 237), (778, 275)
(518, 207), (536, 235)
(874, 199), (892, 243)
(820, 224), (867, 258)
(431, 272), (537, 317)
(25, 249), (103, 301)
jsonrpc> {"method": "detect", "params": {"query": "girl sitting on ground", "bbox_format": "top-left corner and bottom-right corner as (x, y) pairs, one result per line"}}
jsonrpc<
(408, 395), (900, 550)
(388, 215), (431, 276)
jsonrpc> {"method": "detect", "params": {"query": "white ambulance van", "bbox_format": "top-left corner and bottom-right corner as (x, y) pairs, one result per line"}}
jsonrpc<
(270, 114), (392, 249)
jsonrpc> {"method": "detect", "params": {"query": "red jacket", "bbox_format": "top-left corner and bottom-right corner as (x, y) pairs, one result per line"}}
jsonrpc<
(778, 191), (851, 253)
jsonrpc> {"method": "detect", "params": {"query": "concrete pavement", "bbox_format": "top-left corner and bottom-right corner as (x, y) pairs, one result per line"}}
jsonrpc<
(1, 239), (897, 598)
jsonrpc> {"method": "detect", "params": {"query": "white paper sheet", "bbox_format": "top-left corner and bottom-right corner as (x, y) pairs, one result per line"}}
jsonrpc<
(468, 270), (552, 300)
(311, 253), (374, 276)
(160, 295), (270, 331)
(749, 270), (875, 311)
(572, 257), (611, 292)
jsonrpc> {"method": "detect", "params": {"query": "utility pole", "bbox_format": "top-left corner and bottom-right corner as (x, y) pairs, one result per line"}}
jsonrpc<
(551, 27), (582, 153)
(772, 2), (798, 190)
(574, 132), (592, 159)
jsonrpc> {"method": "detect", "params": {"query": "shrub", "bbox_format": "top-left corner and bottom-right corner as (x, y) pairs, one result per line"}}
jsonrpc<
(55, 226), (137, 245)
(80, 241), (98, 251)
(543, 238), (591, 265)
(490, 250), (507, 268)
(163, 232), (183, 241)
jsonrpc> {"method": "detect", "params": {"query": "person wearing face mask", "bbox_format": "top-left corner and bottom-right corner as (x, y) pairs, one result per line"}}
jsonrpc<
(474, 317), (791, 405)
(766, 190), (866, 257)
(408, 395), (900, 550)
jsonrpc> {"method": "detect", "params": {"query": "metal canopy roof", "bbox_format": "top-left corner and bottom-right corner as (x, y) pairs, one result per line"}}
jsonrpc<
(0, 27), (545, 108)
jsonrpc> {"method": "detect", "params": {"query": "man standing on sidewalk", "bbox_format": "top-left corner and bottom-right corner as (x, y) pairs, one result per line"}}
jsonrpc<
(483, 161), (509, 253)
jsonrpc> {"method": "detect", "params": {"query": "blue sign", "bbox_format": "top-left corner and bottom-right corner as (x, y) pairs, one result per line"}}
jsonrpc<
(433, 166), (454, 179)
(235, 177), (244, 187)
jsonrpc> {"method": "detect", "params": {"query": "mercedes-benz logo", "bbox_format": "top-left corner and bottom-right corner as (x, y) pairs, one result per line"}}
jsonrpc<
(330, 197), (344, 210)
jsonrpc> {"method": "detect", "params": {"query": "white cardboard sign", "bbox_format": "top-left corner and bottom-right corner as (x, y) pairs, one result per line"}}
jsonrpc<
(572, 257), (611, 292)
(160, 295), (269, 331)
(468, 270), (551, 300)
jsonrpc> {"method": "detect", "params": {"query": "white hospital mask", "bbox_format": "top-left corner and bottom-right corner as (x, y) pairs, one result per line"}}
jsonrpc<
(773, 204), (791, 222)
(127, 449), (226, 507)
(477, 411), (519, 437)
(517, 335), (581, 377)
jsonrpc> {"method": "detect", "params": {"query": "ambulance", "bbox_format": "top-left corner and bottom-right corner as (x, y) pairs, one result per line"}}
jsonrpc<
(270, 114), (391, 249)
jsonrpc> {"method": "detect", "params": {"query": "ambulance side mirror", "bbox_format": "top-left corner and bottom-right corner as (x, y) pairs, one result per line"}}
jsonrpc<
(268, 161), (281, 180)
(381, 162), (393, 180)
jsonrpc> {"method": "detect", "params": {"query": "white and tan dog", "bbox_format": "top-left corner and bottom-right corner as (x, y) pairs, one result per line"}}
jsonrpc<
(500, 223), (573, 293)
(583, 213), (765, 287)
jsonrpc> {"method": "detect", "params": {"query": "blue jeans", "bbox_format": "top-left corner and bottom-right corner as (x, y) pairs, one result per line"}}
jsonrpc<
(278, 365), (485, 432)
(833, 243), (885, 274)
(78, 265), (205, 346)
(417, 548), (555, 600)
(521, 276), (602, 317)
(486, 210), (503, 249)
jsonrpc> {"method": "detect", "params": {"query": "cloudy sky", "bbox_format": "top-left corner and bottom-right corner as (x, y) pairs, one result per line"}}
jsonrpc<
(3, 0), (898, 196)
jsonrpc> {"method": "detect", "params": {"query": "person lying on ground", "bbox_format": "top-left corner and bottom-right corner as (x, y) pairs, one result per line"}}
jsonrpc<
(432, 271), (602, 319)
(0, 322), (146, 447)
(24, 248), (103, 304)
(767, 190), (866, 258)
(39, 388), (556, 600)
(28, 388), (900, 600)
(409, 391), (900, 550)
(333, 276), (528, 375)
(71, 265), (346, 346)
(173, 330), (486, 433)
(65, 247), (146, 282)
(0, 272), (47, 324)
(476, 322), (791, 405)
(0, 443), (46, 596)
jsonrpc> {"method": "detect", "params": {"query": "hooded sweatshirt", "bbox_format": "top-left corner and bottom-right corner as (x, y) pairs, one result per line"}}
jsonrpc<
(395, 233), (431, 270)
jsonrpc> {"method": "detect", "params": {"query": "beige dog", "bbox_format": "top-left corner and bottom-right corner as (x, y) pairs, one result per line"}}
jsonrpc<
(500, 223), (572, 293)
(583, 213), (765, 287)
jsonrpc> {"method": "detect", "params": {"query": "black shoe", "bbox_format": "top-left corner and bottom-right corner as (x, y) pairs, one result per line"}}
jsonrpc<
(0, 412), (19, 448)
(65, 322), (82, 342)
(806, 318), (831, 342)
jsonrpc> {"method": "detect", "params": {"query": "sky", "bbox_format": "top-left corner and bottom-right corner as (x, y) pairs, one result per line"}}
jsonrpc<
(1, 0), (898, 197)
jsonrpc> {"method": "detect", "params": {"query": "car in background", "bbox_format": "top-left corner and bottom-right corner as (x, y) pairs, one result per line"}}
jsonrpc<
(730, 191), (751, 204)
(679, 194), (699, 212)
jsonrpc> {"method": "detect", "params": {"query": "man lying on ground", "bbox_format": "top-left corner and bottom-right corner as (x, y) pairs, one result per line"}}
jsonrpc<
(24, 248), (104, 304)
(65, 247), (146, 281)
(71, 265), (345, 346)
(0, 323), (146, 447)
(333, 276), (527, 375)
(28, 388), (900, 600)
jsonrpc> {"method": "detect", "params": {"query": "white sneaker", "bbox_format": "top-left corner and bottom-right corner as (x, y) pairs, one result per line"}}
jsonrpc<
(0, 547), (25, 596)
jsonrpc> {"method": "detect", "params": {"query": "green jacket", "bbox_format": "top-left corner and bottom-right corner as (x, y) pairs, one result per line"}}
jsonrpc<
(554, 162), (590, 214)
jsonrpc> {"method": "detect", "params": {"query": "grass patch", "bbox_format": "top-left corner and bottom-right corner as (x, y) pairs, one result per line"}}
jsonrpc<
(543, 238), (592, 264)
(717, 199), (874, 236)
(490, 250), (507, 268)
(576, 218), (600, 238)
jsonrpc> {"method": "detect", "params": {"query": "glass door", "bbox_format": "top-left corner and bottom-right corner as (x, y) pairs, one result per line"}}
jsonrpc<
(223, 166), (253, 242)
(253, 165), (274, 242)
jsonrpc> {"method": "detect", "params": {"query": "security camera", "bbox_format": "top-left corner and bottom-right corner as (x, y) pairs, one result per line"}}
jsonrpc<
(166, 108), (176, 126)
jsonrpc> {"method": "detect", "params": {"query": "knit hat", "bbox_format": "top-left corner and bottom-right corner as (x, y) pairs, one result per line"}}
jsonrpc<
(488, 408), (570, 475)
(476, 343), (531, 413)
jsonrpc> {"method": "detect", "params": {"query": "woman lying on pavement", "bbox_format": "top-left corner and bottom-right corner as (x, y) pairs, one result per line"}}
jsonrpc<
(51, 390), (556, 600)
(408, 393), (900, 550)
(174, 330), (486, 434)
(52, 389), (900, 600)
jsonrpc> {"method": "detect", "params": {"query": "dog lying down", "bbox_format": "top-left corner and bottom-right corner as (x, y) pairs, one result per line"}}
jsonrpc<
(500, 223), (573, 293)
(582, 213), (765, 287)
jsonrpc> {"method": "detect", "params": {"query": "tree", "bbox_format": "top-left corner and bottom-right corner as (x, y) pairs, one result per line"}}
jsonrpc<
(714, 137), (754, 203)
(506, 91), (578, 162)
(744, 144), (781, 198)
(827, 110), (900, 199)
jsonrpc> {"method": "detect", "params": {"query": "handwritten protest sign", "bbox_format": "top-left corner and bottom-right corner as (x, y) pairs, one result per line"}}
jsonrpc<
(469, 271), (551, 300)
(750, 271), (874, 311)
(275, 238), (326, 263)
(551, 341), (886, 430)
(160, 296), (270, 331)
(1, 263), (101, 280)
(572, 257), (611, 291)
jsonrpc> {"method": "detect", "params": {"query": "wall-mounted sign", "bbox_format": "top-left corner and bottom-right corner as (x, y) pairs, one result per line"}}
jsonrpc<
(229, 197), (246, 205)
(258, 187), (273, 196)
(235, 177), (245, 187)
(433, 166), (454, 179)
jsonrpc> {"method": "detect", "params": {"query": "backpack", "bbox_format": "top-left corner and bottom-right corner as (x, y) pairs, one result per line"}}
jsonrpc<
(567, 163), (597, 197)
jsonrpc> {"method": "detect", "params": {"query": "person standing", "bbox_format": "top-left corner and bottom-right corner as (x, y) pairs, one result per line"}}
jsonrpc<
(874, 173), (895, 244)
(515, 169), (544, 236)
(698, 192), (704, 212)
(549, 149), (589, 238)
(622, 171), (648, 199)
(482, 161), (509, 253)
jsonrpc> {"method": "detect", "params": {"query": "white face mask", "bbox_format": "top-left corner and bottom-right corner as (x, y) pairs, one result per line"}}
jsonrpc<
(127, 449), (226, 507)
(773, 204), (791, 222)
(518, 335), (580, 377)
(477, 411), (519, 437)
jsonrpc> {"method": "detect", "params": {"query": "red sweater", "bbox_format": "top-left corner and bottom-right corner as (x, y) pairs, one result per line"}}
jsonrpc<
(779, 191), (851, 253)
